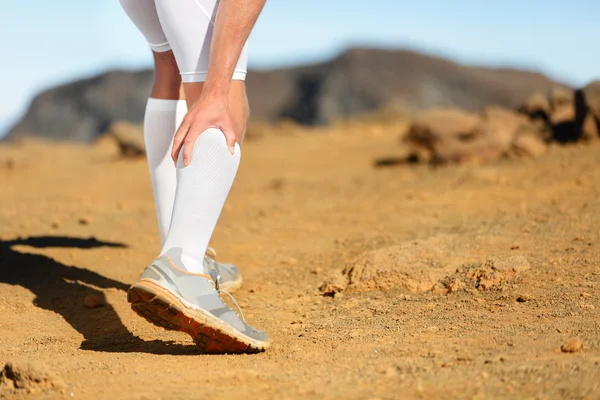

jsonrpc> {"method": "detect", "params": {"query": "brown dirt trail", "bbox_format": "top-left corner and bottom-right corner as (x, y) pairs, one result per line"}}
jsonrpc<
(0, 131), (599, 399)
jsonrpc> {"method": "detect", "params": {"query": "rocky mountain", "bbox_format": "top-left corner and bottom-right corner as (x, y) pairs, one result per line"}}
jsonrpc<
(5, 47), (567, 142)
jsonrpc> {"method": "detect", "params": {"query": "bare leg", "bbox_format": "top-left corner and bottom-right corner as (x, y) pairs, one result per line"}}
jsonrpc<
(150, 50), (184, 100)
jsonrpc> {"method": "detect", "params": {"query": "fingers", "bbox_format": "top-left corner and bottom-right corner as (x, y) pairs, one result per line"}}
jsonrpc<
(173, 117), (239, 167)
(181, 131), (200, 167)
(224, 127), (238, 155)
(171, 117), (190, 164)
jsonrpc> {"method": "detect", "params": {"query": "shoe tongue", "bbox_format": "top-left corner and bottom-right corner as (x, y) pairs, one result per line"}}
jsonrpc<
(163, 247), (207, 275)
(162, 247), (186, 269)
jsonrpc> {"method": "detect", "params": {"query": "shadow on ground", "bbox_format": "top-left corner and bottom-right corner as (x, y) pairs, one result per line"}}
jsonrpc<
(0, 236), (204, 355)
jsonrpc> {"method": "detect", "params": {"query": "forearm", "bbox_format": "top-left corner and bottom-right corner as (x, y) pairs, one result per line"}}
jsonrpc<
(203, 0), (266, 98)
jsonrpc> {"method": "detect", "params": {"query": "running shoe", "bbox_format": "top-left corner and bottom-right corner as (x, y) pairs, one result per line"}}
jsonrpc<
(128, 249), (269, 354)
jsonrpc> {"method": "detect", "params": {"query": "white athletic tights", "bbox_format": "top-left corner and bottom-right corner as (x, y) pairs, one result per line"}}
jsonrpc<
(120, 0), (248, 82)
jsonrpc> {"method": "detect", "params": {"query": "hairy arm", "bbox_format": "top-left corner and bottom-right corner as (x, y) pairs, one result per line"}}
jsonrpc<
(172, 0), (266, 164)
(204, 0), (265, 98)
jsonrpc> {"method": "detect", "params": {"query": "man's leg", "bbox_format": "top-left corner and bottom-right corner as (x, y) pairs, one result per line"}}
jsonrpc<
(120, 0), (243, 294)
(155, 0), (250, 274)
(144, 51), (187, 245)
(120, 0), (186, 246)
(126, 0), (268, 354)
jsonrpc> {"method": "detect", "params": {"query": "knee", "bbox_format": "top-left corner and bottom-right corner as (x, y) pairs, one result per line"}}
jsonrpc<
(151, 51), (183, 99)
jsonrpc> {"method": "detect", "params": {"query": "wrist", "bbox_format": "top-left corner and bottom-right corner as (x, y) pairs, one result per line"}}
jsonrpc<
(202, 77), (231, 99)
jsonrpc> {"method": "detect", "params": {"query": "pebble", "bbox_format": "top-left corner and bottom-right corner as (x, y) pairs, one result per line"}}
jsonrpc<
(78, 217), (93, 225)
(281, 257), (298, 266)
(561, 337), (583, 353)
(516, 294), (533, 302)
(84, 294), (106, 308)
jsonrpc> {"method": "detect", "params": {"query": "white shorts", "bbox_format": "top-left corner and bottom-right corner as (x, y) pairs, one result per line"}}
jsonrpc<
(120, 0), (248, 82)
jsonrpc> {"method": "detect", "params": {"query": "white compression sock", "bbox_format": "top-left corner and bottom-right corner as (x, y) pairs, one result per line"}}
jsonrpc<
(161, 129), (241, 273)
(144, 98), (187, 246)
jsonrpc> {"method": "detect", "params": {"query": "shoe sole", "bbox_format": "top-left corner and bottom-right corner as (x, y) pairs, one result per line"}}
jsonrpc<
(127, 280), (268, 354)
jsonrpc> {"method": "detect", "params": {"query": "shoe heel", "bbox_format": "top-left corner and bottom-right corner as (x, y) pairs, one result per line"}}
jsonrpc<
(128, 282), (182, 331)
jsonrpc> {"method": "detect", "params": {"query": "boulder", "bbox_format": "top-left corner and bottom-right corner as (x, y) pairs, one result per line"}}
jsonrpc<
(403, 108), (483, 163)
(482, 106), (530, 150)
(582, 112), (599, 141)
(104, 121), (145, 157)
(434, 255), (531, 293)
(406, 108), (482, 144)
(433, 136), (505, 165)
(582, 80), (600, 120)
(0, 361), (67, 393)
(550, 104), (575, 125)
(320, 235), (461, 294)
(510, 132), (548, 158)
(404, 106), (547, 164)
(521, 91), (550, 118)
(549, 86), (574, 110)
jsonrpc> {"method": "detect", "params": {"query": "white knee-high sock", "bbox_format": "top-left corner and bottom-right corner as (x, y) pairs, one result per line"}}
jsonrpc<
(161, 129), (241, 273)
(144, 98), (187, 246)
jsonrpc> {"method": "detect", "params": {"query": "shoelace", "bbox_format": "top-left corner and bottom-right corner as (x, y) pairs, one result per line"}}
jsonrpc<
(204, 248), (245, 321)
(214, 274), (245, 322)
(205, 246), (217, 260)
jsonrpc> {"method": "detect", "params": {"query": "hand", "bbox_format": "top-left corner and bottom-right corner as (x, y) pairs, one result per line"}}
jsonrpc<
(171, 94), (239, 167)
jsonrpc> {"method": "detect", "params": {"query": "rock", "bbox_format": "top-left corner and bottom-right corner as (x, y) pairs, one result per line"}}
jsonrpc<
(432, 136), (505, 165)
(324, 235), (461, 293)
(78, 217), (93, 225)
(437, 255), (531, 292)
(319, 275), (346, 297)
(404, 108), (482, 156)
(582, 80), (600, 120)
(105, 121), (145, 158)
(581, 112), (599, 141)
(490, 255), (531, 272)
(516, 294), (533, 302)
(561, 337), (583, 353)
(404, 108), (489, 164)
(410, 108), (482, 140)
(84, 294), (106, 309)
(549, 86), (574, 110)
(281, 257), (298, 266)
(550, 104), (575, 125)
(405, 106), (548, 164)
(482, 106), (529, 150)
(511, 132), (547, 158)
(0, 361), (67, 393)
(522, 91), (551, 118)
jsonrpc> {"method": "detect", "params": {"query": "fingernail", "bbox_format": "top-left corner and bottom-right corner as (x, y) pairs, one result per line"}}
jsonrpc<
(228, 146), (235, 155)
(184, 157), (189, 167)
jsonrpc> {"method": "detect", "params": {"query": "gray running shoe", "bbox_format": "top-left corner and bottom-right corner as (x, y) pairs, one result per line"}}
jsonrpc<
(203, 254), (243, 293)
(128, 249), (269, 354)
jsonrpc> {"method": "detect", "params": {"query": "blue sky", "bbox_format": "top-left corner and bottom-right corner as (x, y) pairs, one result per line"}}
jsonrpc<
(1, 0), (599, 135)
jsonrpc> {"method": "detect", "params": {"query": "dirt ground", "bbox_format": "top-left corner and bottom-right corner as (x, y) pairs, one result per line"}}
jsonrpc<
(0, 127), (599, 399)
